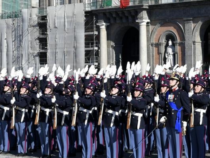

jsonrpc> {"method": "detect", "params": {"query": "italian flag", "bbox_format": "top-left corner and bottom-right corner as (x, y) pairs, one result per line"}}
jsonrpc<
(103, 0), (129, 8)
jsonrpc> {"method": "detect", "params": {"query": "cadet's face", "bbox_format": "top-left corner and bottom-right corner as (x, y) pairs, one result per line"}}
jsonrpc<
(111, 87), (119, 95)
(134, 91), (141, 97)
(45, 88), (52, 94)
(169, 80), (177, 87)
(4, 86), (10, 92)
(194, 85), (203, 93)
(20, 87), (28, 94)
(161, 86), (168, 93)
(85, 88), (92, 95)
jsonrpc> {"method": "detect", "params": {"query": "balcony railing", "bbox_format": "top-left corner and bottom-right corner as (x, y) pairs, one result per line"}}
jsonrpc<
(84, 0), (203, 10)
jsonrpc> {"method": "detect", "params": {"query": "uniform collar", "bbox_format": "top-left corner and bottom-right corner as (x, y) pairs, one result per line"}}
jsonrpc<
(171, 87), (178, 92)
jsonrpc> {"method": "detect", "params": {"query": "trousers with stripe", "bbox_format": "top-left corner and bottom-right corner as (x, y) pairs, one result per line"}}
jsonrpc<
(167, 127), (182, 158)
(0, 121), (10, 152)
(27, 121), (35, 150)
(15, 122), (27, 154)
(190, 126), (206, 158)
(130, 128), (145, 158)
(37, 122), (51, 156)
(56, 126), (69, 158)
(104, 126), (120, 158)
(154, 127), (168, 158)
(96, 123), (104, 153)
(78, 122), (95, 158)
(69, 126), (76, 155)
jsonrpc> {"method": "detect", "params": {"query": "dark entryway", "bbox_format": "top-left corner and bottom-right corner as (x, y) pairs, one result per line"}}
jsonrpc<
(121, 27), (139, 71)
(203, 25), (210, 70)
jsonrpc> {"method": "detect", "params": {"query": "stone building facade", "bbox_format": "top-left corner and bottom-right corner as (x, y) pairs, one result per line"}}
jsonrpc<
(87, 0), (210, 74)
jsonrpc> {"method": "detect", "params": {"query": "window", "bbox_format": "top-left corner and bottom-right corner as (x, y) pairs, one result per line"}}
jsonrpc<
(39, 52), (47, 65)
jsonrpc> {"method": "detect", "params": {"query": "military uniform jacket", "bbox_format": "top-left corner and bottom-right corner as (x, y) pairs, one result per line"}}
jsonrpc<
(191, 92), (209, 126)
(28, 90), (38, 121)
(0, 92), (12, 121)
(56, 94), (73, 126)
(165, 88), (190, 128)
(143, 88), (155, 119)
(39, 94), (54, 124)
(77, 95), (96, 124)
(103, 95), (122, 127)
(14, 93), (31, 123)
(130, 97), (147, 129)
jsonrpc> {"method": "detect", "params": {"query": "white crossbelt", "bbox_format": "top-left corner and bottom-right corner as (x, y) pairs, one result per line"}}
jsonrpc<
(41, 107), (52, 123)
(132, 112), (143, 129)
(105, 109), (119, 127)
(0, 105), (10, 120)
(29, 105), (35, 118)
(79, 107), (97, 125)
(195, 108), (207, 125)
(119, 109), (127, 114)
(57, 108), (69, 125)
(16, 107), (28, 122)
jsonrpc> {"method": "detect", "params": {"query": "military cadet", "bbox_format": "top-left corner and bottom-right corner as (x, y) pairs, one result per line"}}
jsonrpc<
(126, 82), (147, 158)
(55, 83), (73, 158)
(11, 71), (31, 156)
(165, 73), (190, 158)
(74, 80), (97, 158)
(188, 78), (209, 158)
(154, 77), (169, 158)
(0, 78), (12, 153)
(143, 75), (155, 156)
(100, 81), (124, 158)
(37, 81), (56, 158)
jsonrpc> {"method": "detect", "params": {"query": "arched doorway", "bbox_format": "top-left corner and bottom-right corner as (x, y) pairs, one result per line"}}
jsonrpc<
(203, 24), (210, 70)
(121, 27), (139, 71)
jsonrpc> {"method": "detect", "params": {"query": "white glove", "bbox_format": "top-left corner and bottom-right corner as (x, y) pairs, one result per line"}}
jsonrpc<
(154, 95), (160, 103)
(117, 66), (123, 76)
(131, 62), (136, 72)
(173, 64), (179, 72)
(160, 116), (167, 123)
(51, 96), (56, 103)
(88, 65), (95, 75)
(0, 68), (7, 78)
(10, 67), (16, 78)
(83, 65), (89, 74)
(74, 93), (79, 100)
(62, 75), (68, 82)
(109, 65), (116, 77)
(26, 67), (34, 78)
(188, 91), (194, 98)
(17, 70), (23, 82)
(127, 96), (132, 102)
(74, 69), (80, 84)
(181, 65), (187, 74)
(134, 61), (141, 75)
(65, 64), (72, 76)
(52, 64), (57, 72)
(182, 121), (187, 127)
(195, 60), (202, 69)
(85, 74), (90, 79)
(11, 97), (15, 104)
(188, 67), (194, 80)
(44, 64), (49, 76)
(146, 63), (150, 72)
(80, 68), (85, 77)
(100, 91), (106, 98)
(56, 66), (64, 78)
(38, 67), (45, 76)
(98, 68), (104, 76)
(47, 73), (55, 82)
(36, 92), (42, 99)
(176, 66), (182, 74)
(163, 62), (170, 70)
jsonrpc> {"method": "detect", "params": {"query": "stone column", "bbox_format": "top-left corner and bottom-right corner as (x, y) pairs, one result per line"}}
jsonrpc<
(97, 22), (108, 69)
(114, 44), (123, 67)
(137, 19), (149, 75)
(184, 18), (193, 71)
(2, 32), (7, 69)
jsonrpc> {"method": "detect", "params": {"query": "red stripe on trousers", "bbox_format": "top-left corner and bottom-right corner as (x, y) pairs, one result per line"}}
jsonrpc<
(90, 123), (92, 158)
(116, 127), (119, 158)
(179, 132), (182, 158)
(7, 122), (10, 151)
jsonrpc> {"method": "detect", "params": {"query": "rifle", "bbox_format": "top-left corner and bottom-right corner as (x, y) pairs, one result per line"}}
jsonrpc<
(53, 94), (57, 130)
(71, 89), (78, 126)
(10, 87), (15, 129)
(98, 78), (104, 126)
(34, 77), (40, 125)
(126, 80), (132, 129)
(154, 79), (159, 127)
(189, 80), (194, 128)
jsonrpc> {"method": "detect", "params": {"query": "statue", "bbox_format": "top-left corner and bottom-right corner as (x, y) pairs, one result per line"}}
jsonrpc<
(165, 39), (175, 68)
